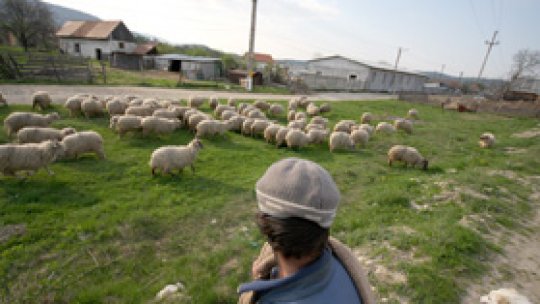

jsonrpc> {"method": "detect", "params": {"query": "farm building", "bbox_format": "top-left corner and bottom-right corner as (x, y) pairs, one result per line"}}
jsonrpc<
(154, 54), (222, 80)
(279, 55), (427, 92)
(56, 21), (137, 60)
(245, 52), (274, 70)
(505, 78), (540, 101)
(111, 43), (158, 70)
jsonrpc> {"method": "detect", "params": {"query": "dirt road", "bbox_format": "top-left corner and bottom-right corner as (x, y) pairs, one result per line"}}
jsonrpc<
(0, 84), (396, 104)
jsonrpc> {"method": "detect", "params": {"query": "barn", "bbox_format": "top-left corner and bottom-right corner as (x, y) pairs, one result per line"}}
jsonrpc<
(154, 54), (222, 80)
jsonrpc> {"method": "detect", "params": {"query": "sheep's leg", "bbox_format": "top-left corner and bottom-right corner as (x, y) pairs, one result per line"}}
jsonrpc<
(151, 167), (156, 176)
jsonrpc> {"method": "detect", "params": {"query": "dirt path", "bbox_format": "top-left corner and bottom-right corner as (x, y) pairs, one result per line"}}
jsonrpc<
(0, 84), (396, 104)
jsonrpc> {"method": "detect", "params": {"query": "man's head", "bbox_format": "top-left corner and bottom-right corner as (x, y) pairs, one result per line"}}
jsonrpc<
(255, 158), (341, 258)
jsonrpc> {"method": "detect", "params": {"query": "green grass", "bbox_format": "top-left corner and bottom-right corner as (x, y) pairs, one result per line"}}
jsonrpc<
(0, 100), (539, 303)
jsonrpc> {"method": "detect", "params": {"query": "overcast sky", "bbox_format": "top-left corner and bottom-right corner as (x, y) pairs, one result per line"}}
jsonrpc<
(44, 0), (540, 79)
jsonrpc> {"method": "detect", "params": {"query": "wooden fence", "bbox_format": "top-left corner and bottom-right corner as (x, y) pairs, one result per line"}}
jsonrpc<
(0, 52), (106, 83)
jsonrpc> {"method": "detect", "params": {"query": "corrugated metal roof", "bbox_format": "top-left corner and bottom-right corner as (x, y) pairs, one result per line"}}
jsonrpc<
(156, 54), (221, 62)
(56, 21), (122, 39)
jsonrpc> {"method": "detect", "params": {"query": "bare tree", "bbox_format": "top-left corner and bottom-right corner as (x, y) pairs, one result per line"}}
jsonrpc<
(0, 0), (56, 51)
(509, 49), (540, 82)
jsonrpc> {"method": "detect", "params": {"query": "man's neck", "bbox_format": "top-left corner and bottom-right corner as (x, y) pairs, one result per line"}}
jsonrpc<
(276, 251), (321, 278)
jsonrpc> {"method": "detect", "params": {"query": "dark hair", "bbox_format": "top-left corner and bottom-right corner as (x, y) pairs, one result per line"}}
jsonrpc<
(256, 212), (329, 259)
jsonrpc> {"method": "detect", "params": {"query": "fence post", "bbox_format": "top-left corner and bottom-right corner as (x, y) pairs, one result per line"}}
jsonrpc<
(101, 61), (107, 84)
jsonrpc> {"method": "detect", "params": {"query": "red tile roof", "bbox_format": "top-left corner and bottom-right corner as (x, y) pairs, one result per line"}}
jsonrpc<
(245, 53), (274, 63)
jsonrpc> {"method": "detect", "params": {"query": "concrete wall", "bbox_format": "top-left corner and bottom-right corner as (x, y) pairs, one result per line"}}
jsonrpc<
(59, 38), (137, 59)
(299, 73), (366, 91)
(303, 57), (370, 90)
(366, 69), (426, 92)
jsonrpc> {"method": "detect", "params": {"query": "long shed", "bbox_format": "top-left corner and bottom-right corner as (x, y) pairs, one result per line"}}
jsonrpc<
(154, 54), (222, 80)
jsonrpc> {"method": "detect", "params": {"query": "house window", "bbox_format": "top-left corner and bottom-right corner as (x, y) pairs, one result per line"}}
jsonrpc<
(119, 42), (124, 49)
(74, 43), (80, 53)
(349, 74), (358, 81)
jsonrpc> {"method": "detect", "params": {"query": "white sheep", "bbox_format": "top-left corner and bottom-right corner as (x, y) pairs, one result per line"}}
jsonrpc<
(306, 103), (320, 116)
(288, 98), (299, 111)
(153, 107), (182, 120)
(242, 118), (255, 136)
(188, 113), (211, 132)
(350, 129), (369, 148)
(298, 96), (310, 108)
(209, 96), (219, 110)
(394, 119), (413, 134)
(149, 138), (204, 176)
(285, 129), (310, 149)
(215, 105), (236, 118)
(196, 120), (229, 138)
(142, 117), (181, 136)
(227, 116), (245, 133)
(142, 98), (160, 109)
(287, 110), (296, 122)
(333, 120), (356, 133)
(253, 100), (270, 111)
(407, 108), (419, 120)
(275, 127), (290, 147)
(0, 140), (64, 177)
(237, 102), (249, 114)
(188, 96), (206, 108)
(319, 103), (331, 113)
(375, 122), (396, 134)
(329, 131), (354, 152)
(110, 115), (142, 136)
(106, 97), (129, 116)
(64, 94), (87, 117)
(61, 131), (105, 160)
(310, 116), (328, 128)
(81, 97), (104, 118)
(268, 104), (285, 117)
(182, 108), (201, 125)
(17, 127), (76, 144)
(263, 124), (281, 143)
(479, 132), (496, 148)
(307, 129), (328, 145)
(288, 119), (307, 130)
(358, 124), (374, 135)
(241, 105), (257, 116)
(251, 119), (272, 137)
(305, 123), (326, 132)
(361, 112), (373, 124)
(129, 98), (144, 106)
(125, 106), (155, 117)
(3, 112), (60, 137)
(387, 145), (428, 170)
(247, 109), (266, 119)
(295, 112), (308, 121)
(0, 92), (7, 107)
(32, 91), (52, 110)
(227, 97), (237, 107)
(221, 110), (237, 121)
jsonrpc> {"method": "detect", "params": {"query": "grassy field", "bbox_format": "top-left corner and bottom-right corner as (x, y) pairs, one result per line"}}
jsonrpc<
(0, 99), (539, 303)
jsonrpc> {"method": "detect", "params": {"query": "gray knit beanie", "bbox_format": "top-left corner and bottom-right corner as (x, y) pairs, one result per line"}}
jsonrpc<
(255, 158), (341, 228)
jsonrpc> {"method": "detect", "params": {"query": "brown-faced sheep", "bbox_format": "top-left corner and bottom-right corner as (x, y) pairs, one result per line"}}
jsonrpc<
(387, 145), (428, 170)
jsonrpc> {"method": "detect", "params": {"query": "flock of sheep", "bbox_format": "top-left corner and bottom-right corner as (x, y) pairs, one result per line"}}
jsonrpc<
(0, 90), (497, 178)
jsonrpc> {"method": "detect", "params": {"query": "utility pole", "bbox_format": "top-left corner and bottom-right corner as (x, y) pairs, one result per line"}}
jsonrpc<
(477, 30), (499, 80)
(391, 47), (405, 93)
(394, 47), (403, 70)
(246, 0), (258, 91)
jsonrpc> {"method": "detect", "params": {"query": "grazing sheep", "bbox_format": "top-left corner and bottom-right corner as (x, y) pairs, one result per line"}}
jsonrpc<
(275, 127), (290, 147)
(298, 96), (310, 108)
(305, 123), (326, 131)
(350, 129), (369, 148)
(32, 91), (52, 110)
(221, 110), (237, 121)
(247, 109), (266, 119)
(319, 103), (331, 113)
(61, 131), (105, 160)
(251, 119), (272, 137)
(387, 145), (428, 170)
(173, 106), (191, 120)
(188, 96), (206, 108)
(215, 105), (236, 118)
(375, 122), (396, 134)
(253, 100), (270, 111)
(125, 106), (155, 117)
(268, 104), (285, 116)
(196, 120), (229, 138)
(110, 115), (142, 136)
(17, 127), (76, 144)
(237, 103), (249, 114)
(124, 95), (140, 102)
(0, 140), (64, 177)
(3, 112), (60, 137)
(333, 120), (356, 133)
(0, 92), (7, 107)
(142, 98), (160, 109)
(227, 116), (245, 133)
(158, 100), (172, 108)
(357, 124), (374, 135)
(479, 132), (496, 148)
(130, 98), (144, 106)
(209, 96), (219, 110)
(264, 124), (281, 143)
(310, 116), (328, 128)
(227, 97), (237, 107)
(153, 107), (182, 119)
(329, 131), (354, 152)
(285, 129), (310, 149)
(142, 117), (181, 136)
(242, 118), (255, 136)
(64, 94), (87, 116)
(306, 103), (320, 116)
(288, 98), (299, 110)
(106, 97), (129, 116)
(295, 112), (308, 121)
(288, 119), (307, 130)
(149, 138), (204, 176)
(394, 119), (413, 134)
(187, 113), (211, 132)
(288, 110), (296, 122)
(360, 112), (373, 124)
(81, 97), (104, 118)
(307, 129), (328, 145)
(407, 108), (419, 120)
(241, 105), (257, 116)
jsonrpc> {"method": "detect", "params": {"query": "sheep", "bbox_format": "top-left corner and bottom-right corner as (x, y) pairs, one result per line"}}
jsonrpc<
(227, 97), (237, 107)
(268, 104), (284, 117)
(241, 105), (257, 116)
(329, 131), (354, 152)
(407, 108), (419, 120)
(106, 97), (129, 116)
(130, 98), (144, 106)
(153, 107), (182, 119)
(247, 109), (266, 119)
(310, 116), (328, 128)
(306, 103), (320, 116)
(0, 140), (64, 177)
(253, 100), (270, 111)
(110, 115), (142, 136)
(237, 103), (249, 114)
(305, 123), (326, 132)
(183, 109), (202, 125)
(81, 97), (104, 118)
(0, 92), (7, 107)
(307, 129), (328, 145)
(295, 112), (308, 121)
(394, 119), (413, 134)
(221, 110), (237, 121)
(376, 122), (396, 134)
(360, 112), (373, 124)
(288, 119), (307, 130)
(288, 110), (296, 122)
(350, 129), (369, 148)
(242, 118), (255, 136)
(187, 113), (211, 132)
(149, 138), (204, 176)
(215, 105), (236, 118)
(158, 100), (172, 109)
(358, 124), (374, 135)
(387, 145), (428, 170)
(124, 95), (140, 102)
(479, 132), (496, 148)
(196, 120), (229, 138)
(142, 98), (160, 109)
(227, 116), (245, 133)
(209, 96), (219, 110)
(285, 129), (310, 149)
(17, 127), (76, 144)
(288, 98), (299, 110)
(64, 95), (87, 117)
(298, 96), (311, 108)
(333, 120), (356, 133)
(173, 106), (191, 120)
(275, 127), (290, 147)
(142, 117), (181, 136)
(125, 106), (155, 117)
(32, 91), (52, 110)
(61, 131), (105, 160)
(319, 103), (331, 113)
(188, 96), (206, 108)
(251, 119), (272, 137)
(264, 124), (281, 143)
(3, 112), (60, 137)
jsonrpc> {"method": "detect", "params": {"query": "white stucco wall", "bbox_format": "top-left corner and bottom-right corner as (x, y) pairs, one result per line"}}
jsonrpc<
(307, 57), (371, 82)
(59, 38), (137, 59)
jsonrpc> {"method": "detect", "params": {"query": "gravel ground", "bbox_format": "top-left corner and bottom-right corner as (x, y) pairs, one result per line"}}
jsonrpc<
(0, 84), (396, 104)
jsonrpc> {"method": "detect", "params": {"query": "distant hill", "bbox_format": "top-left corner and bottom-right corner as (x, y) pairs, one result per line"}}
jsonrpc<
(43, 2), (100, 27)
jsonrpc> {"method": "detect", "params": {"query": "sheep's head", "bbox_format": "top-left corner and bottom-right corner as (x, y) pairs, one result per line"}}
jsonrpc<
(61, 128), (76, 137)
(190, 138), (204, 150)
(46, 140), (65, 161)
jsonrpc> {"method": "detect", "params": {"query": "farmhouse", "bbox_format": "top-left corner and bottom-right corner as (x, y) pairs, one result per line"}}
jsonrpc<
(245, 52), (274, 70)
(56, 20), (137, 60)
(154, 54), (222, 80)
(280, 55), (427, 92)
